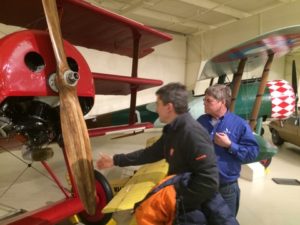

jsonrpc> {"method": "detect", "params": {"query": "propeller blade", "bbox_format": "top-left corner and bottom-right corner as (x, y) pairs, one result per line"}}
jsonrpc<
(292, 60), (298, 115)
(42, 0), (96, 215)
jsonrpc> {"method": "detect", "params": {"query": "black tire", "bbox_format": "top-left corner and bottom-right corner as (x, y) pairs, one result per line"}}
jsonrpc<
(271, 129), (284, 146)
(78, 170), (113, 225)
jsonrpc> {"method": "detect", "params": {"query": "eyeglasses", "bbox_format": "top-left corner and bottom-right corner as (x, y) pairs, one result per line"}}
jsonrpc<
(203, 98), (218, 104)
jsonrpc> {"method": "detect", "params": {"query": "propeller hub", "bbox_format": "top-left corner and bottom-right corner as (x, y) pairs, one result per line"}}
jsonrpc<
(64, 70), (79, 86)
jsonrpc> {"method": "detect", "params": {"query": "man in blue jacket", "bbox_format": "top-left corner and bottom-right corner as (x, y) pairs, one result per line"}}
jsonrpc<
(197, 84), (259, 217)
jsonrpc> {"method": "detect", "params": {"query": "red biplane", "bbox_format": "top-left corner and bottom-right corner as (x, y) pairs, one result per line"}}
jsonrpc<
(0, 0), (171, 224)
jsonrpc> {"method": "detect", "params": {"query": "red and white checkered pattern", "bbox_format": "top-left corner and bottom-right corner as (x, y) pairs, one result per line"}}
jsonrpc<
(267, 80), (295, 119)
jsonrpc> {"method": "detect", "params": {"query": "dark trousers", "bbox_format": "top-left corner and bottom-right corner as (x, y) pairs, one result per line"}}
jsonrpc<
(219, 182), (240, 216)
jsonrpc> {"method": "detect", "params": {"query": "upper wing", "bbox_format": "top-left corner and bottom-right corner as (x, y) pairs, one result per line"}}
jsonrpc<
(0, 0), (172, 58)
(199, 25), (300, 80)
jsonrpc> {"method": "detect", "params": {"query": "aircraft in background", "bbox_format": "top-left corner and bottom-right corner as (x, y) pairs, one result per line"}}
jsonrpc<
(0, 0), (171, 224)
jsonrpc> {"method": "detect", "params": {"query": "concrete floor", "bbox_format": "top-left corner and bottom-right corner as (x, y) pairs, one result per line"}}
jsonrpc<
(1, 126), (300, 225)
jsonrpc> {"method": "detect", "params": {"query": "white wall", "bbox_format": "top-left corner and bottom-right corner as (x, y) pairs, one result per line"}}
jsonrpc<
(186, 1), (300, 90)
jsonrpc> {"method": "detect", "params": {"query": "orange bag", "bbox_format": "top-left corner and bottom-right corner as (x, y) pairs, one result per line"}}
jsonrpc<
(135, 175), (176, 225)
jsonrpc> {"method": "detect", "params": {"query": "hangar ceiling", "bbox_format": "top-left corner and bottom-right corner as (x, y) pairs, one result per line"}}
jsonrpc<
(87, 0), (297, 35)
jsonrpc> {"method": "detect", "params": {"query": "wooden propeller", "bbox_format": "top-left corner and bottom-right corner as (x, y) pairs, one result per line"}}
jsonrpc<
(42, 0), (97, 215)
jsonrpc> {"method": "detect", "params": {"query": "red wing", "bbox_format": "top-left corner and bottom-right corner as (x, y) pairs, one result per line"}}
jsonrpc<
(0, 0), (172, 58)
(93, 73), (163, 95)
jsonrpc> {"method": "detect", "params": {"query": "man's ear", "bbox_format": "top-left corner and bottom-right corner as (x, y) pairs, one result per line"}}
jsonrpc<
(167, 102), (174, 112)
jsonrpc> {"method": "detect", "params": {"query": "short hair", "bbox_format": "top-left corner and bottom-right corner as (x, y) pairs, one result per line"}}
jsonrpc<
(156, 82), (188, 114)
(205, 84), (232, 108)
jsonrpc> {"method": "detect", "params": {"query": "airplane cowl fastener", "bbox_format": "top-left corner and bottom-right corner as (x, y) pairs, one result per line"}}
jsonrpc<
(64, 70), (79, 86)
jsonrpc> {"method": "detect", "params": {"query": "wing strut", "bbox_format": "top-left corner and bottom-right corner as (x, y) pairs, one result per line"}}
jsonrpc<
(129, 30), (141, 125)
(249, 53), (274, 130)
(292, 60), (298, 117)
(230, 58), (247, 112)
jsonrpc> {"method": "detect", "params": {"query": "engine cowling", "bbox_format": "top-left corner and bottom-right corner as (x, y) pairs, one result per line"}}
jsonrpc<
(0, 30), (95, 159)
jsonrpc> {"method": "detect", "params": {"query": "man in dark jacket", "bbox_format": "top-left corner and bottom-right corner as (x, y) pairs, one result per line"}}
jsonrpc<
(96, 82), (220, 222)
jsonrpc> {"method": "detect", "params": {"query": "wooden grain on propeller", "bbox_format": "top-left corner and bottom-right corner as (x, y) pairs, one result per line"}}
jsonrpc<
(42, 0), (97, 215)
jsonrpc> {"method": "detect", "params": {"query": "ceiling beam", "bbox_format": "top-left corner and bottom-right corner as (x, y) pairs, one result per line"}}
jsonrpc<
(251, 2), (287, 14)
(119, 0), (144, 14)
(278, 0), (297, 3)
(133, 8), (214, 31)
(178, 0), (251, 19)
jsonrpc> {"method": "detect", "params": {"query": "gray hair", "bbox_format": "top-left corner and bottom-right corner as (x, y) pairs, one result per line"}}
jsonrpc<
(205, 84), (231, 108)
(156, 82), (188, 114)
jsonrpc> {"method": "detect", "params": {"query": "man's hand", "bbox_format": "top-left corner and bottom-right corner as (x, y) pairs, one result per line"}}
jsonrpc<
(96, 153), (114, 169)
(214, 132), (231, 148)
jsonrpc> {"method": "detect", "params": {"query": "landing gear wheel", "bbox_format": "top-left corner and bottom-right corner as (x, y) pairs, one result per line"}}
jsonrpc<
(271, 129), (284, 146)
(78, 170), (113, 225)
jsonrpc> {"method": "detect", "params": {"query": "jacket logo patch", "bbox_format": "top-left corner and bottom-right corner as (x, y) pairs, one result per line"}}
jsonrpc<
(195, 154), (207, 161)
(169, 148), (174, 157)
(223, 128), (231, 135)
